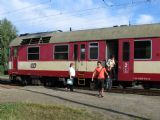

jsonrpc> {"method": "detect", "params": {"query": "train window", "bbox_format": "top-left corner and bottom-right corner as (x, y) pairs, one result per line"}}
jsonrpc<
(74, 44), (78, 60)
(14, 47), (18, 58)
(28, 47), (39, 60)
(89, 42), (98, 59)
(80, 44), (85, 60)
(123, 42), (130, 61)
(54, 45), (68, 60)
(134, 40), (151, 59)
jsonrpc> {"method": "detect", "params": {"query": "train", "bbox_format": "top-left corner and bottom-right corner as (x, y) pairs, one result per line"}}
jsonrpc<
(8, 23), (160, 89)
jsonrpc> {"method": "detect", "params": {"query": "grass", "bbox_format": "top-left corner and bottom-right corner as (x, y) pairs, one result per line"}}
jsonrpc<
(0, 103), (104, 120)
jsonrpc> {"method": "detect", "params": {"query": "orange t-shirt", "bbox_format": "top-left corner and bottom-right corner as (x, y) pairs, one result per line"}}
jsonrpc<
(94, 67), (107, 79)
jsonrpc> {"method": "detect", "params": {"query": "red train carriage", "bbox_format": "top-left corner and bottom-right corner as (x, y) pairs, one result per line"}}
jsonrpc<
(8, 24), (160, 88)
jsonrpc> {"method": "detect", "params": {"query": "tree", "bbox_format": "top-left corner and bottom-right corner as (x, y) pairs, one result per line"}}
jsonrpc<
(0, 18), (18, 73)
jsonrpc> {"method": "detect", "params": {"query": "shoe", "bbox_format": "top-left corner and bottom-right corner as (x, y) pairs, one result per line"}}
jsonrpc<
(65, 88), (68, 91)
(70, 89), (74, 92)
(98, 94), (104, 98)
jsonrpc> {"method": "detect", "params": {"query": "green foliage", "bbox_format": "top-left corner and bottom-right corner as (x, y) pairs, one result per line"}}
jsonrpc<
(0, 18), (18, 73)
(0, 65), (5, 74)
(0, 103), (103, 120)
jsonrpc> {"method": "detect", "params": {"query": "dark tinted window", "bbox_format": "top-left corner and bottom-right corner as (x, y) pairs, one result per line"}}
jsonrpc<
(123, 42), (130, 61)
(28, 47), (39, 60)
(134, 40), (151, 59)
(54, 45), (68, 60)
(74, 44), (78, 60)
(80, 44), (85, 60)
(89, 43), (98, 59)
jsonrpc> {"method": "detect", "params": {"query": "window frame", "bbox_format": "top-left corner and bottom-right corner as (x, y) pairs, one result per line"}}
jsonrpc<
(80, 44), (86, 60)
(27, 46), (40, 61)
(89, 42), (99, 60)
(134, 39), (152, 60)
(53, 44), (69, 60)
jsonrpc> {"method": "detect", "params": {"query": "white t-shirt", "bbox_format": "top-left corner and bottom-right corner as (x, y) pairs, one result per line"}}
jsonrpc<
(69, 67), (75, 77)
(107, 59), (115, 68)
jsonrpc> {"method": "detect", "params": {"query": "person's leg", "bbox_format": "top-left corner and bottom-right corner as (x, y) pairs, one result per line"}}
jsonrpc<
(101, 88), (104, 97)
(101, 80), (105, 97)
(97, 80), (101, 96)
(70, 85), (73, 91)
(113, 67), (116, 80)
(69, 78), (74, 91)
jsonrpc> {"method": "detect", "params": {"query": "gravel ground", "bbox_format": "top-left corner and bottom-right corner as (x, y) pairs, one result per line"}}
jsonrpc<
(0, 85), (160, 120)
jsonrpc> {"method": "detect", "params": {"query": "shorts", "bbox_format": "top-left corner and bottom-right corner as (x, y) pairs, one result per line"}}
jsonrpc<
(97, 79), (105, 89)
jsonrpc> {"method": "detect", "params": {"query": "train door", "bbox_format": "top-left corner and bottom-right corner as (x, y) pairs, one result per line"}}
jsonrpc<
(73, 42), (87, 85)
(118, 39), (134, 81)
(12, 47), (18, 71)
(74, 42), (87, 72)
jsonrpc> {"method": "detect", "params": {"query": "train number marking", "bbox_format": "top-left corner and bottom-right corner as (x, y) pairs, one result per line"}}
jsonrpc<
(30, 63), (36, 68)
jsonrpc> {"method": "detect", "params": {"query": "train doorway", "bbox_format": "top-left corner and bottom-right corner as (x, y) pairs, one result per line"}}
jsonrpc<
(106, 40), (118, 80)
(73, 43), (87, 72)
(13, 47), (18, 71)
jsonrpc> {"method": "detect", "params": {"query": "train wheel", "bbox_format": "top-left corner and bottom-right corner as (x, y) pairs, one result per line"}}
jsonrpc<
(119, 82), (127, 89)
(142, 83), (150, 89)
(19, 76), (28, 86)
(9, 75), (16, 83)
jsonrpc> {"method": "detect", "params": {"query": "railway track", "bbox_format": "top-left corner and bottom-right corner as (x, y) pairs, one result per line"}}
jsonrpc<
(0, 83), (159, 95)
(76, 86), (160, 96)
(0, 77), (159, 95)
(0, 83), (22, 89)
(106, 88), (160, 96)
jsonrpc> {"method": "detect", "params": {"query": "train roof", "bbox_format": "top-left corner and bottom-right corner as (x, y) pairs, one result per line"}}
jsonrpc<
(10, 23), (160, 47)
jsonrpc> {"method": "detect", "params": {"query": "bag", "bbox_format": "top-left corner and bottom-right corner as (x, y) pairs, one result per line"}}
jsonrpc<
(67, 79), (73, 85)
(90, 81), (95, 90)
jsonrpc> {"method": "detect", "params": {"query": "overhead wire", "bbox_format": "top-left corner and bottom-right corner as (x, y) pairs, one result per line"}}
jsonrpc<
(0, 0), (51, 16)
(102, 0), (152, 7)
(11, 0), (158, 25)
(11, 6), (107, 24)
(1, 0), (157, 25)
(1, 0), (158, 33)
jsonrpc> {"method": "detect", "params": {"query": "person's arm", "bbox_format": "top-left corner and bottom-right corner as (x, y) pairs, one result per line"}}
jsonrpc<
(104, 68), (109, 77)
(69, 68), (71, 79)
(113, 59), (116, 65)
(91, 70), (96, 81)
(106, 59), (110, 67)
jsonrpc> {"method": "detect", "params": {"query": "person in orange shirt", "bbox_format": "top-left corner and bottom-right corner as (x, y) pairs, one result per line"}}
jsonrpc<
(92, 61), (108, 97)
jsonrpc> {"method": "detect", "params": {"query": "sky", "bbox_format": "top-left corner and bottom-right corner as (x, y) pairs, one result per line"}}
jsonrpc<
(0, 0), (160, 34)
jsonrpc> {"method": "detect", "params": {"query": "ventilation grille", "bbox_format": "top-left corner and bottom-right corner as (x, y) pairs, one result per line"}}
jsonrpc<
(21, 36), (51, 45)
(30, 38), (40, 44)
(21, 39), (31, 45)
(40, 37), (51, 43)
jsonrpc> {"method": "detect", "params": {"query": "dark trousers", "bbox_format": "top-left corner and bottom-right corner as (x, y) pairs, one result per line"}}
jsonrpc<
(109, 67), (116, 79)
(66, 77), (74, 91)
(68, 84), (73, 91)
